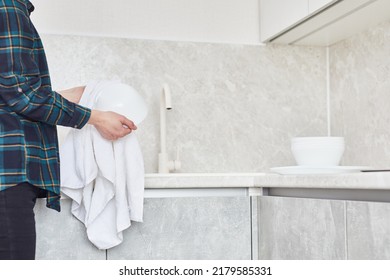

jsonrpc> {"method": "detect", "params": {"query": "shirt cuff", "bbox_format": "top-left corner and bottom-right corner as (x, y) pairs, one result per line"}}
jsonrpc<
(66, 103), (92, 129)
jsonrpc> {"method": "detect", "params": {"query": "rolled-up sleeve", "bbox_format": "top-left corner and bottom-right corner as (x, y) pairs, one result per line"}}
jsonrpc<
(0, 1), (91, 128)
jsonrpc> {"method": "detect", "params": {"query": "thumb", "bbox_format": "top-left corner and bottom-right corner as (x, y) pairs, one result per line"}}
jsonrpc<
(121, 117), (137, 130)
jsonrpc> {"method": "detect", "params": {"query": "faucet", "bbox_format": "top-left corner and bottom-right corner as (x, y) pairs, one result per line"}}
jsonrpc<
(158, 83), (181, 173)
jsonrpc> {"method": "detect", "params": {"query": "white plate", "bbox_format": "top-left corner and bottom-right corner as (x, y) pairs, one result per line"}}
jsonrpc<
(94, 82), (148, 125)
(270, 166), (371, 175)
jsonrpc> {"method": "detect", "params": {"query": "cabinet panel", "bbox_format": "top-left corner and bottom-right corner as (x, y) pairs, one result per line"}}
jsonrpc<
(263, 0), (387, 46)
(107, 197), (251, 260)
(296, 0), (390, 46)
(260, 0), (308, 41)
(309, 0), (335, 13)
(35, 199), (106, 260)
(258, 196), (346, 260)
(347, 201), (390, 260)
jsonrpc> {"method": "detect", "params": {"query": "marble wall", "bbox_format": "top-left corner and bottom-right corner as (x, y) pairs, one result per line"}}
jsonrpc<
(42, 34), (327, 173)
(330, 20), (390, 169)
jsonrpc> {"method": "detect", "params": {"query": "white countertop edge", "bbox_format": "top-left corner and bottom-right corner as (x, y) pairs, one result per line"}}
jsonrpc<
(144, 172), (390, 190)
(254, 172), (390, 190)
(144, 173), (261, 188)
(57, 172), (390, 191)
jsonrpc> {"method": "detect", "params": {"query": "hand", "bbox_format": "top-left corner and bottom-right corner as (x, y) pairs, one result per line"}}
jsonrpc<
(88, 110), (137, 141)
(57, 86), (85, 104)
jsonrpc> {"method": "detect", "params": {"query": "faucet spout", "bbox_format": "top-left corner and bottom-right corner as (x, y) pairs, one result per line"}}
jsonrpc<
(160, 84), (171, 157)
(162, 83), (172, 110)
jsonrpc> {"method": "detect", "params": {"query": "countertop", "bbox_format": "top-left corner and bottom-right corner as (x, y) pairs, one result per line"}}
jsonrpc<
(144, 173), (261, 188)
(144, 172), (390, 190)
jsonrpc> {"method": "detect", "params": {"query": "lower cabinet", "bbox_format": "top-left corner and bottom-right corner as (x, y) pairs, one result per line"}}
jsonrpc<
(35, 194), (390, 260)
(35, 199), (106, 260)
(258, 196), (390, 260)
(347, 201), (390, 259)
(35, 196), (251, 260)
(258, 196), (346, 260)
(107, 196), (251, 260)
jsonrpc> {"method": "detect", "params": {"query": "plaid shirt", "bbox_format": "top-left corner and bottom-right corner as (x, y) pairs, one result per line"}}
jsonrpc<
(0, 0), (91, 211)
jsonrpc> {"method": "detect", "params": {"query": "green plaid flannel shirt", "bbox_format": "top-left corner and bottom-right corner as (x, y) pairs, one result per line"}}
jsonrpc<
(0, 0), (91, 211)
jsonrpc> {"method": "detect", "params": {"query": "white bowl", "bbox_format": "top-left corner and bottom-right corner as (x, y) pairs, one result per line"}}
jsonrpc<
(94, 83), (148, 125)
(291, 137), (345, 166)
(291, 136), (344, 144)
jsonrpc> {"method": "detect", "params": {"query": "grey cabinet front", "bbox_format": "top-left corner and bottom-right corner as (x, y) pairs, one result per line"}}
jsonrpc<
(258, 196), (346, 260)
(107, 196), (251, 260)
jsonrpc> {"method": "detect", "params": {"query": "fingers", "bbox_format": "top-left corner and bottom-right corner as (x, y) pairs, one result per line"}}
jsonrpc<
(94, 112), (138, 141)
(116, 116), (136, 139)
(121, 117), (137, 130)
(120, 126), (132, 138)
(97, 126), (130, 141)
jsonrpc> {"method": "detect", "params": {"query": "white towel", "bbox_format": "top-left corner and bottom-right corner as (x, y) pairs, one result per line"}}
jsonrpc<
(60, 80), (145, 250)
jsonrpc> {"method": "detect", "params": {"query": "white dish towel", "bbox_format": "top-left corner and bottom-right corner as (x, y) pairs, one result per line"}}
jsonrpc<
(60, 80), (145, 250)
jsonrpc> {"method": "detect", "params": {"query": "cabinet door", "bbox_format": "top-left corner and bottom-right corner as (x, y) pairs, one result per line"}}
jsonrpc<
(107, 196), (251, 260)
(309, 0), (337, 14)
(258, 196), (346, 259)
(347, 201), (390, 259)
(35, 199), (106, 260)
(260, 0), (308, 41)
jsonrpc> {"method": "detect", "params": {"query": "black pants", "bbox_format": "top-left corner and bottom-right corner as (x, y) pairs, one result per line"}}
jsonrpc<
(0, 182), (39, 260)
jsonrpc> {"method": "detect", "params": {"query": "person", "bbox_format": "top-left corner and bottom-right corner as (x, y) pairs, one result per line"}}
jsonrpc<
(0, 0), (137, 260)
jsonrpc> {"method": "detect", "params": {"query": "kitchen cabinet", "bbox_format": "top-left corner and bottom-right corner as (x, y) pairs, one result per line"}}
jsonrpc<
(260, 0), (308, 42)
(107, 196), (252, 260)
(346, 201), (390, 259)
(309, 0), (335, 13)
(260, 0), (340, 42)
(260, 0), (390, 46)
(35, 199), (106, 260)
(258, 196), (346, 260)
(35, 195), (252, 260)
(257, 195), (390, 260)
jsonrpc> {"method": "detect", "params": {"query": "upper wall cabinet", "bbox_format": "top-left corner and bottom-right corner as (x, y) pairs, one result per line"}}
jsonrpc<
(260, 0), (309, 41)
(309, 0), (336, 13)
(260, 0), (390, 46)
